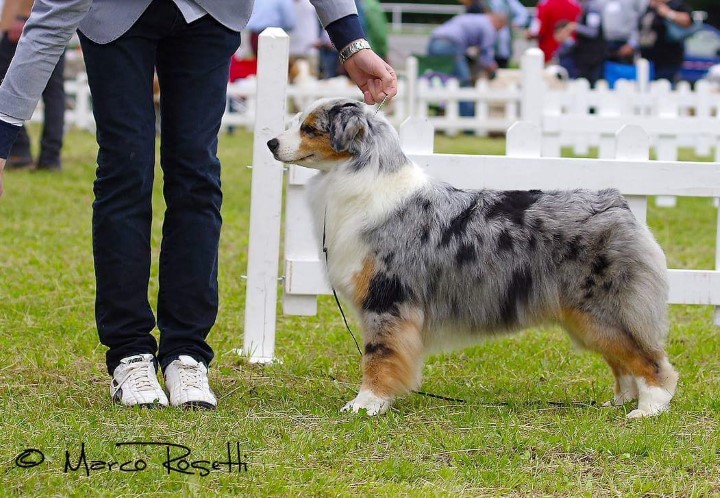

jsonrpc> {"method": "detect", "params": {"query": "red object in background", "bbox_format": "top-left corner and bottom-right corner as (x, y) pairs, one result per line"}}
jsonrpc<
(229, 56), (258, 81)
(536, 0), (582, 62)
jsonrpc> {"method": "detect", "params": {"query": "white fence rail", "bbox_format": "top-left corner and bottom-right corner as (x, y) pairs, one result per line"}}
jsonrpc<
(242, 30), (720, 363)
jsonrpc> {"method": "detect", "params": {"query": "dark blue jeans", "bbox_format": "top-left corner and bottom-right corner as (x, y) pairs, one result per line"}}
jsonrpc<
(79, 0), (240, 375)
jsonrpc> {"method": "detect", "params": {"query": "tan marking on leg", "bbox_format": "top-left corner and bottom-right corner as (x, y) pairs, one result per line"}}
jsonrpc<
(360, 309), (424, 399)
(352, 258), (375, 307)
(560, 308), (664, 386)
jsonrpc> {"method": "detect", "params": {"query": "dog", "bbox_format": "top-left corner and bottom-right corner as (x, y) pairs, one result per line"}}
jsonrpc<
(267, 98), (679, 418)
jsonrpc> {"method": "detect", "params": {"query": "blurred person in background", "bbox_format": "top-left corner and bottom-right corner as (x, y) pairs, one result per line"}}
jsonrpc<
(246, 0), (295, 56)
(460, 0), (486, 14)
(427, 12), (507, 116)
(527, 0), (581, 63)
(0, 0), (64, 171)
(554, 0), (606, 85)
(289, 0), (320, 68)
(487, 0), (529, 68)
(602, 0), (648, 64)
(317, 29), (339, 78)
(634, 0), (693, 83)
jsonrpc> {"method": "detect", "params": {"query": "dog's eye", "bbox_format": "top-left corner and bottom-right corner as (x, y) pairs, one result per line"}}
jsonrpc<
(301, 124), (320, 136)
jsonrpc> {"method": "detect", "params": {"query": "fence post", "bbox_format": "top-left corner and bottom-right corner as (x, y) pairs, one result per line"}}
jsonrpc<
(400, 116), (435, 154)
(636, 58), (650, 94)
(520, 48), (544, 126)
(569, 79), (591, 156)
(74, 73), (93, 131)
(445, 78), (460, 137)
(506, 121), (542, 158)
(241, 29), (289, 363)
(615, 125), (650, 225)
(406, 56), (418, 119)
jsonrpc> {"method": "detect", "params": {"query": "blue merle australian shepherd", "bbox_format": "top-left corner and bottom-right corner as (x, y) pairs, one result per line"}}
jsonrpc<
(267, 98), (678, 418)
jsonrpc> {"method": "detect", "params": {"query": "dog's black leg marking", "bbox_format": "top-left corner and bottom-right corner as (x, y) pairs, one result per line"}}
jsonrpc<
(363, 273), (408, 315)
(364, 342), (394, 357)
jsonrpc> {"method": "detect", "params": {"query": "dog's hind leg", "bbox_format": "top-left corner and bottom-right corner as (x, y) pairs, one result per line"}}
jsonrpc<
(601, 358), (639, 407)
(561, 309), (678, 418)
(625, 356), (678, 418)
(341, 306), (425, 416)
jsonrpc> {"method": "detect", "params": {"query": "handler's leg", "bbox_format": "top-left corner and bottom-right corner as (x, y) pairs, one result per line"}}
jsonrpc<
(79, 7), (166, 377)
(154, 16), (240, 372)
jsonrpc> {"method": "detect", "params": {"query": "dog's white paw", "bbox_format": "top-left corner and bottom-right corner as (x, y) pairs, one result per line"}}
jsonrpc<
(626, 404), (669, 419)
(341, 389), (391, 416)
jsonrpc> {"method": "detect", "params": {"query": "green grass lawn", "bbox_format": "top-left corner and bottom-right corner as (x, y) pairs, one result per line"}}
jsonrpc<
(1, 127), (719, 496)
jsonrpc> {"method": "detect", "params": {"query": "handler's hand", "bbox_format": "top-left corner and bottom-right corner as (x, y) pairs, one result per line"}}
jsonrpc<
(343, 49), (397, 104)
(0, 158), (6, 198)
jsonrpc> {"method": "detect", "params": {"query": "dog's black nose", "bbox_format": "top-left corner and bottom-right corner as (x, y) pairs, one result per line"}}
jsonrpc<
(267, 138), (279, 153)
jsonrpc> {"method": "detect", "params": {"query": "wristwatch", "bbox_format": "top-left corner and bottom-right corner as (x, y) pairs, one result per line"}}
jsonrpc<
(338, 39), (371, 64)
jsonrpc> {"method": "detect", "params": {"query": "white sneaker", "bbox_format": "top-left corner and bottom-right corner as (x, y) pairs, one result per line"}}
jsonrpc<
(111, 354), (169, 407)
(164, 355), (217, 410)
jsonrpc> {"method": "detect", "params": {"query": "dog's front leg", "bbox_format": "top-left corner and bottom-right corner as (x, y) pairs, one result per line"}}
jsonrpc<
(342, 307), (425, 416)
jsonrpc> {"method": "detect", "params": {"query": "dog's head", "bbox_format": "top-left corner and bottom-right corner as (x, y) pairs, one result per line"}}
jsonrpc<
(267, 98), (384, 171)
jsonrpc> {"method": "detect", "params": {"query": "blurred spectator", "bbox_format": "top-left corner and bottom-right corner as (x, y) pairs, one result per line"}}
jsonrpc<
(528, 0), (582, 63)
(460, 0), (487, 14)
(566, 0), (607, 85)
(487, 0), (529, 68)
(603, 0), (648, 64)
(356, 0), (388, 60)
(317, 30), (340, 79)
(635, 0), (693, 83)
(289, 0), (320, 64)
(246, 0), (295, 56)
(0, 0), (64, 171)
(427, 13), (507, 116)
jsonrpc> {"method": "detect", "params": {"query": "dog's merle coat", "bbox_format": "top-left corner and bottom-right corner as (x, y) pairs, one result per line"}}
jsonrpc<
(269, 98), (678, 418)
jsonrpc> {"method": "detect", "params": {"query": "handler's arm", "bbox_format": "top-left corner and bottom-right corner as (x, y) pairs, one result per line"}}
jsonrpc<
(309, 0), (397, 103)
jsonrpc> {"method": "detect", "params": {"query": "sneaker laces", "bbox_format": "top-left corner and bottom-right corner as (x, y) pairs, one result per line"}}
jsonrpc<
(114, 361), (157, 395)
(177, 363), (204, 390)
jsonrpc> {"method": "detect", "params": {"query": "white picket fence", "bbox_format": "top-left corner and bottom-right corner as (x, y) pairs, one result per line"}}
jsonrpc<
(241, 29), (720, 363)
(520, 48), (720, 161)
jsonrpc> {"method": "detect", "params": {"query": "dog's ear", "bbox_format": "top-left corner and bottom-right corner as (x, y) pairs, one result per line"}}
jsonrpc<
(328, 101), (367, 154)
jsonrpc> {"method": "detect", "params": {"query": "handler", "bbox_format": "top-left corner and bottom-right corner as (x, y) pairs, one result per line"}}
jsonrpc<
(0, 0), (397, 409)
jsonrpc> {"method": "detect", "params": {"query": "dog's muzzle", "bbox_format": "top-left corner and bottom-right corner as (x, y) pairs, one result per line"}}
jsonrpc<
(267, 138), (279, 155)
